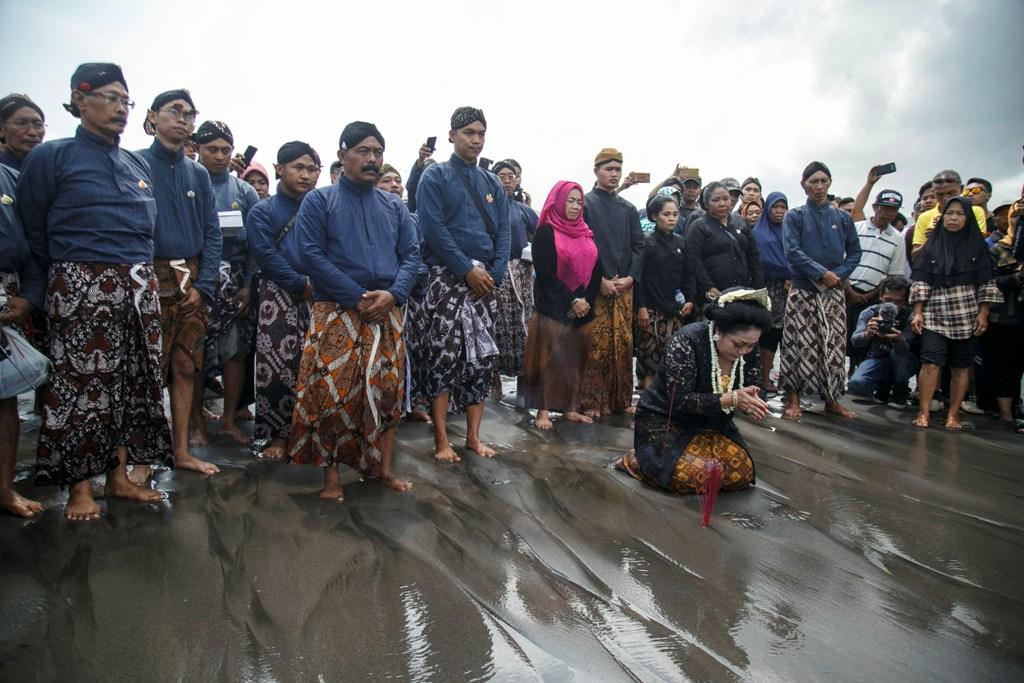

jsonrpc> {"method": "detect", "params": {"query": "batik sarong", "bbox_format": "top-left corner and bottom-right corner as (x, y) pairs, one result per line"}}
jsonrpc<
(288, 303), (404, 475)
(203, 260), (256, 383)
(634, 309), (684, 382)
(408, 265), (498, 413)
(521, 313), (590, 412)
(36, 262), (172, 486)
(154, 257), (207, 384)
(623, 428), (754, 495)
(254, 279), (311, 444)
(779, 286), (847, 401)
(579, 290), (634, 415)
(493, 259), (534, 377)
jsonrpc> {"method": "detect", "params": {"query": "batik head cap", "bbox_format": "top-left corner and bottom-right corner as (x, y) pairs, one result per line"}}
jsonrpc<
(450, 106), (486, 131)
(491, 160), (517, 176)
(339, 121), (384, 151)
(0, 94), (44, 125)
(594, 147), (623, 166)
(64, 62), (127, 117)
(802, 160), (832, 181)
(193, 120), (233, 145)
(717, 287), (771, 312)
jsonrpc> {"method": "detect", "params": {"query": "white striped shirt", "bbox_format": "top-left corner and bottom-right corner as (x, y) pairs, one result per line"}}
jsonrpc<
(848, 219), (906, 292)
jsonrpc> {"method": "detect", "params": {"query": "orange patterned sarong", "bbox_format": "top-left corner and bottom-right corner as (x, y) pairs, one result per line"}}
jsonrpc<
(288, 303), (404, 475)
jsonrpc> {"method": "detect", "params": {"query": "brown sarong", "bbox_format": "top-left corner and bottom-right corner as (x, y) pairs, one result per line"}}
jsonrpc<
(288, 303), (404, 475)
(634, 309), (684, 382)
(579, 290), (634, 415)
(154, 257), (207, 384)
(521, 313), (590, 412)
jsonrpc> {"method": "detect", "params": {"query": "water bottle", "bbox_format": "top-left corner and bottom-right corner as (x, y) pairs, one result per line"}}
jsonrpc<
(674, 289), (686, 307)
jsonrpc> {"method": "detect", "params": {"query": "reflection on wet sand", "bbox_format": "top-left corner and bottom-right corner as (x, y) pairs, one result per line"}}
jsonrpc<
(1, 394), (1022, 681)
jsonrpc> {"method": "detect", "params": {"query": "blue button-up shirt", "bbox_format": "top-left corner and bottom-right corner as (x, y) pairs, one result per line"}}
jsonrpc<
(783, 200), (863, 291)
(0, 164), (45, 308)
(509, 198), (538, 259)
(416, 154), (511, 282)
(248, 189), (307, 297)
(16, 126), (157, 268)
(138, 139), (221, 300)
(209, 170), (260, 281)
(295, 176), (420, 309)
(0, 149), (24, 172)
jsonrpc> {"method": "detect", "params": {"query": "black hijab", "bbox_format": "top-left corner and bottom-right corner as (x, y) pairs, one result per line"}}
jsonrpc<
(911, 196), (994, 287)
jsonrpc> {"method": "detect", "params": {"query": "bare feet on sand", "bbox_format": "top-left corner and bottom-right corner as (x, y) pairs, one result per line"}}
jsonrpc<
(175, 451), (220, 475)
(584, 409), (601, 419)
(320, 466), (344, 502)
(465, 439), (496, 458)
(824, 401), (857, 419)
(0, 488), (43, 518)
(433, 444), (461, 464)
(381, 472), (413, 493)
(127, 464), (152, 486)
(220, 424), (251, 446)
(782, 406), (802, 421)
(260, 439), (288, 461)
(203, 406), (221, 421)
(564, 411), (593, 424)
(535, 410), (553, 430)
(236, 407), (254, 421)
(189, 428), (209, 448)
(65, 483), (102, 522)
(407, 409), (433, 425)
(912, 414), (929, 429)
(105, 475), (166, 504)
(945, 417), (966, 431)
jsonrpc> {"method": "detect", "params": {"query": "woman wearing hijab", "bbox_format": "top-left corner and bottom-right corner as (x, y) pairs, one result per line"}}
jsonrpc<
(983, 210), (1024, 432)
(751, 192), (790, 394)
(522, 181), (602, 430)
(739, 198), (763, 228)
(910, 196), (1003, 430)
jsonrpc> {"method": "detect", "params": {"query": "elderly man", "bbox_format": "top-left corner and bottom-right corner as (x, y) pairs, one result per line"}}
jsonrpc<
(248, 141), (320, 460)
(580, 147), (644, 417)
(138, 89), (222, 478)
(779, 161), (862, 421)
(194, 120), (261, 446)
(911, 170), (987, 258)
(0, 94), (46, 171)
(17, 63), (171, 521)
(411, 106), (511, 463)
(288, 122), (419, 501)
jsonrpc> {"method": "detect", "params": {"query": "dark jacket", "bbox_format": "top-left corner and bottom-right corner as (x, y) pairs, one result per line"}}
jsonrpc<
(531, 224), (602, 326)
(636, 228), (693, 315)
(684, 213), (764, 304)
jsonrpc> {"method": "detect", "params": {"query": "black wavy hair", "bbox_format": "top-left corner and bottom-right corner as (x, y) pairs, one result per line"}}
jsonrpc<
(703, 290), (773, 334)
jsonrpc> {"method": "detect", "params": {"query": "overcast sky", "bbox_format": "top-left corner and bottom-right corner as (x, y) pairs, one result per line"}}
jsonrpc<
(3, 0), (1022, 214)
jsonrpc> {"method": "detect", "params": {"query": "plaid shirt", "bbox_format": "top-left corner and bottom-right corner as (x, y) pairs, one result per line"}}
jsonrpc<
(910, 280), (1004, 339)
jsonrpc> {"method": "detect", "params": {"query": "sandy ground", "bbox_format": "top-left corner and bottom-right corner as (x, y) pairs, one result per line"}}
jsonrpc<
(1, 390), (1022, 682)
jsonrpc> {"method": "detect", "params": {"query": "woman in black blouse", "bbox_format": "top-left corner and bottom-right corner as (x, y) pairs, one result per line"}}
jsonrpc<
(617, 289), (772, 495)
(685, 181), (765, 306)
(522, 181), (602, 429)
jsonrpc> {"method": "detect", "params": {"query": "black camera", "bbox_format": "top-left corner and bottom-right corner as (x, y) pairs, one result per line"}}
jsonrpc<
(877, 302), (899, 334)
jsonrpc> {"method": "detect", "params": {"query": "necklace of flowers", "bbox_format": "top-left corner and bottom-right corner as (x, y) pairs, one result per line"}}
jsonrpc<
(709, 322), (743, 412)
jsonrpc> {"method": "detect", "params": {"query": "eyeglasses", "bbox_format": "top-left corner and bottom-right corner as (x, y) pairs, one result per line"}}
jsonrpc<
(160, 107), (199, 123)
(6, 118), (46, 131)
(82, 91), (135, 109)
(962, 186), (985, 197)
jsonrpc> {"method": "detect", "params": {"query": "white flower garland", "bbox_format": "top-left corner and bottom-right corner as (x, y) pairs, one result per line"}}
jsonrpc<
(709, 322), (743, 413)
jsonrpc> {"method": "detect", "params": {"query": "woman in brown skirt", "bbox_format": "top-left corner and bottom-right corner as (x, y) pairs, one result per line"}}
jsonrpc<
(522, 181), (602, 429)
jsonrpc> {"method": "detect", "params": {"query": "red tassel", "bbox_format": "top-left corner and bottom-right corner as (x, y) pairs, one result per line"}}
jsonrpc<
(700, 460), (723, 527)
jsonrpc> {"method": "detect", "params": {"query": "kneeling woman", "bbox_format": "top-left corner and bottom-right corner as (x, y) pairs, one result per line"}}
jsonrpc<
(618, 289), (772, 494)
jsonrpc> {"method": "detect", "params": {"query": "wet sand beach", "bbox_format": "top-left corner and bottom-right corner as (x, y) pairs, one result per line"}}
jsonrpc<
(1, 394), (1022, 682)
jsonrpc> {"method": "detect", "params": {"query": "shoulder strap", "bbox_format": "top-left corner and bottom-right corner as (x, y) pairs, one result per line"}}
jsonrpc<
(273, 213), (298, 246)
(454, 169), (498, 244)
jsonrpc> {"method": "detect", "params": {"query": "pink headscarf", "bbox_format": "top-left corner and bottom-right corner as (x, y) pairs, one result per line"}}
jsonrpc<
(241, 162), (269, 182)
(538, 181), (598, 292)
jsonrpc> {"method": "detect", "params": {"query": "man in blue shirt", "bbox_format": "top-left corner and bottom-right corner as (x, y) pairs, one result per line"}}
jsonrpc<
(288, 121), (419, 502)
(780, 161), (863, 421)
(16, 62), (171, 521)
(138, 89), (221, 478)
(410, 107), (511, 464)
(248, 141), (320, 461)
(193, 120), (261, 447)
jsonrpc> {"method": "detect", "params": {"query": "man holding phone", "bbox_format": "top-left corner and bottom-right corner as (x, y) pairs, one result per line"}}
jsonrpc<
(405, 136), (436, 213)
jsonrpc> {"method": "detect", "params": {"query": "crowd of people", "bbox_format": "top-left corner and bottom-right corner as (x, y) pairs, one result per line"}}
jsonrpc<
(1, 62), (1022, 521)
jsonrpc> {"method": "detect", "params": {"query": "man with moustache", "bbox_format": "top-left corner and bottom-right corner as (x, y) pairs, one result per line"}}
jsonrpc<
(17, 63), (171, 521)
(137, 89), (222, 478)
(0, 94), (46, 171)
(911, 170), (987, 259)
(410, 106), (511, 463)
(193, 119), (260, 446)
(288, 122), (419, 501)
(579, 147), (644, 417)
(779, 161), (862, 421)
(248, 141), (320, 460)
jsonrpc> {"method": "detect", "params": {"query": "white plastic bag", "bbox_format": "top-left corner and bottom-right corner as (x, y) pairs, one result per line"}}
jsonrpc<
(0, 327), (49, 399)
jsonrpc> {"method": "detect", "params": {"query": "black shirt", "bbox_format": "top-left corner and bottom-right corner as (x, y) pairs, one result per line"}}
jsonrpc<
(636, 228), (692, 315)
(684, 213), (764, 304)
(584, 188), (644, 281)
(531, 224), (602, 327)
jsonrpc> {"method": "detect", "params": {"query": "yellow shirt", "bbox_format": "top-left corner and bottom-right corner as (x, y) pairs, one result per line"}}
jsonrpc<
(911, 204), (988, 246)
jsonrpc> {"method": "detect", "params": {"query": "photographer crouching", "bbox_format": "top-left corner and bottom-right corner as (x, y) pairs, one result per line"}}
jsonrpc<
(847, 276), (919, 408)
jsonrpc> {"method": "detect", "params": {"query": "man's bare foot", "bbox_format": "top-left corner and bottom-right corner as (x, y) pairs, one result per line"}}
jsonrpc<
(189, 429), (209, 448)
(782, 406), (802, 421)
(203, 406), (222, 421)
(237, 407), (254, 421)
(433, 444), (461, 464)
(260, 439), (288, 461)
(407, 409), (433, 425)
(564, 411), (594, 424)
(466, 439), (496, 458)
(945, 417), (965, 431)
(912, 414), (929, 428)
(174, 451), (220, 475)
(105, 476), (165, 503)
(824, 401), (857, 419)
(0, 488), (43, 518)
(535, 413), (554, 430)
(381, 472), (413, 493)
(65, 484), (102, 522)
(127, 464), (151, 486)
(220, 423), (251, 446)
(319, 466), (344, 501)
(584, 409), (601, 419)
